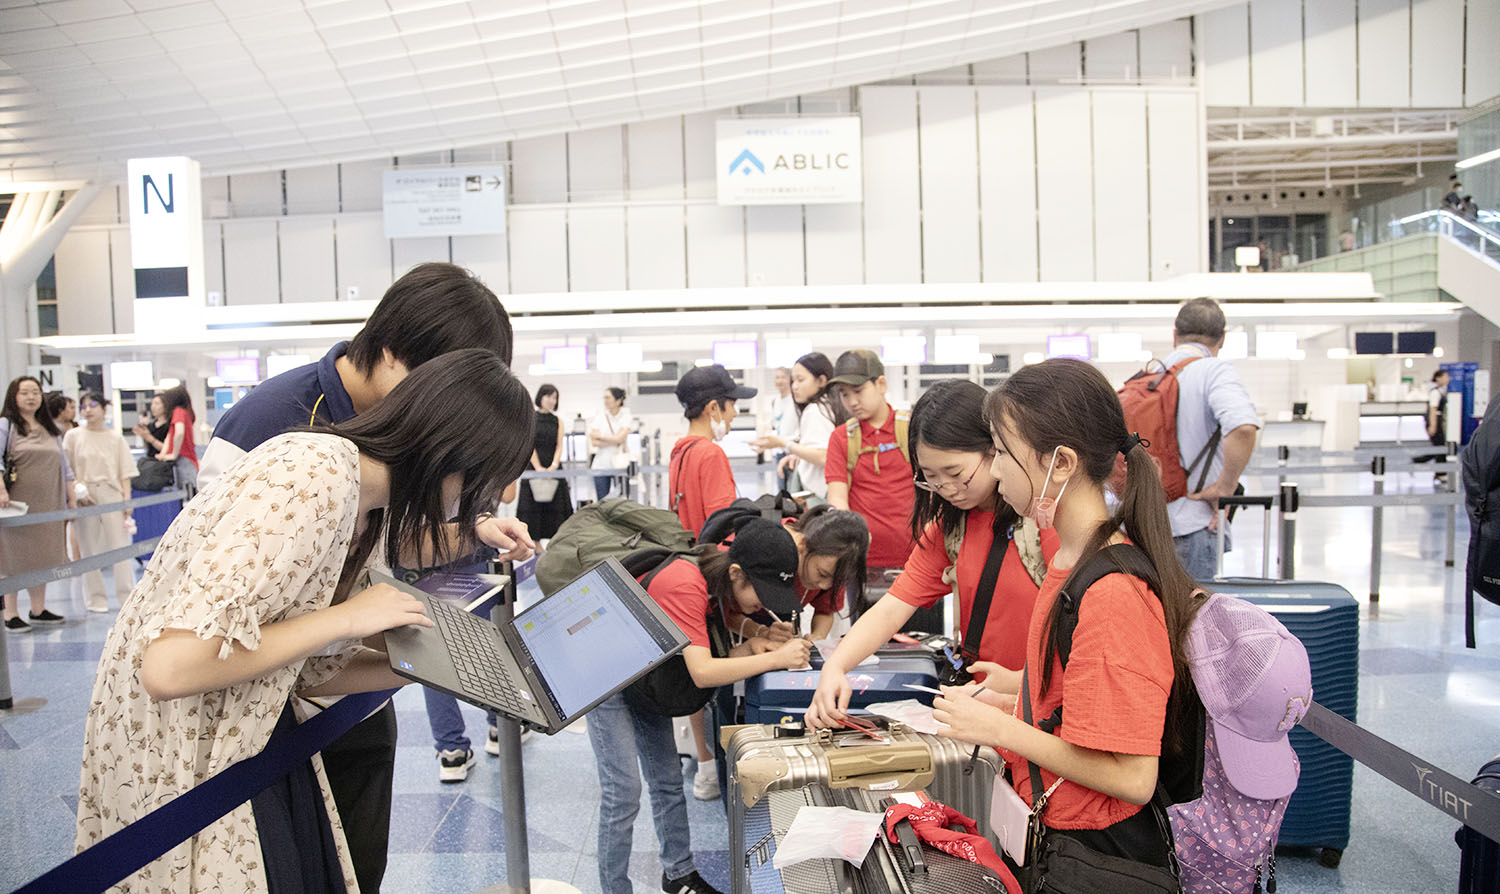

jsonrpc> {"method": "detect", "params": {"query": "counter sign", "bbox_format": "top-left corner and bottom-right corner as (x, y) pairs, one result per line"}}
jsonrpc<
(716, 117), (862, 205)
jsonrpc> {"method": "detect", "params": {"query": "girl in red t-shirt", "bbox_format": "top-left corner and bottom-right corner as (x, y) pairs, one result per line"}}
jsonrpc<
(933, 358), (1201, 871)
(807, 379), (1057, 727)
(156, 384), (198, 492)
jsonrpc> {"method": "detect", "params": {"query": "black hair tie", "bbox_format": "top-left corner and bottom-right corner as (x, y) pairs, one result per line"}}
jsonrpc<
(1120, 433), (1149, 456)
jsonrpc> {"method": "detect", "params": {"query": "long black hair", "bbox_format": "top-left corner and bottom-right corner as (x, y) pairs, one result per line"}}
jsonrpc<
(985, 359), (1199, 750)
(787, 504), (868, 605)
(318, 349), (534, 571)
(909, 379), (1013, 543)
(2, 377), (58, 437)
(159, 385), (196, 423)
(793, 351), (848, 426)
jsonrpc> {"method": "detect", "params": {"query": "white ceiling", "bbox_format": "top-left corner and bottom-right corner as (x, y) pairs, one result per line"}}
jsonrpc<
(0, 0), (1234, 182)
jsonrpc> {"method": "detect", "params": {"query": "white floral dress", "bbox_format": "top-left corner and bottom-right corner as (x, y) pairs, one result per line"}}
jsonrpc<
(75, 432), (376, 893)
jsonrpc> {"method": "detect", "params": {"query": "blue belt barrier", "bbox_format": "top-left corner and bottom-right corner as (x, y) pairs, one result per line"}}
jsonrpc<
(15, 688), (395, 894)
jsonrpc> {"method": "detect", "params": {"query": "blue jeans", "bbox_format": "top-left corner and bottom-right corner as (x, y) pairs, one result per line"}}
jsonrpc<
(594, 474), (614, 500)
(423, 687), (497, 753)
(1173, 527), (1220, 584)
(587, 693), (695, 894)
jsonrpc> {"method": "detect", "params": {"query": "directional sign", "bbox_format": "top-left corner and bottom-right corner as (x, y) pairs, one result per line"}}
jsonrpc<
(383, 166), (507, 238)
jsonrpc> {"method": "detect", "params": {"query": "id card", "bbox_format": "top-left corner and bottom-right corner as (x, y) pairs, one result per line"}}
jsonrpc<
(989, 775), (1031, 867)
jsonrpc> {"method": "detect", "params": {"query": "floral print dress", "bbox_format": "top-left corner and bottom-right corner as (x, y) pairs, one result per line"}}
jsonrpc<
(76, 432), (378, 893)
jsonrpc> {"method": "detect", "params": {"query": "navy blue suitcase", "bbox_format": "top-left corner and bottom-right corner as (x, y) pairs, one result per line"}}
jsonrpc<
(1214, 578), (1360, 868)
(1459, 755), (1500, 893)
(129, 488), (183, 561)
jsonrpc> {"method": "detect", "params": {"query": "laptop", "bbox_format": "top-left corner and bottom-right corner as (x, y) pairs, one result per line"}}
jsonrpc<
(381, 557), (690, 733)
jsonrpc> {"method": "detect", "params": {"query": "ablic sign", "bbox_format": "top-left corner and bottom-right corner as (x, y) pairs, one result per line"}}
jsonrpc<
(716, 117), (862, 206)
(126, 156), (204, 334)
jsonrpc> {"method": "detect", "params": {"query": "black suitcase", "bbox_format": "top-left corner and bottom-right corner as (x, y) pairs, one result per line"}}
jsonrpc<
(1214, 578), (1359, 868)
(1459, 754), (1500, 893)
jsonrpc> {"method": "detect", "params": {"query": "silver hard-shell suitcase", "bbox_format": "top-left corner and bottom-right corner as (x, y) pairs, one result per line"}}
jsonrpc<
(723, 721), (1003, 894)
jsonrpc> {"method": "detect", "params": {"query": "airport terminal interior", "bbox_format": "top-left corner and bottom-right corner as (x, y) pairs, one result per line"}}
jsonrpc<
(1, 1), (1499, 892)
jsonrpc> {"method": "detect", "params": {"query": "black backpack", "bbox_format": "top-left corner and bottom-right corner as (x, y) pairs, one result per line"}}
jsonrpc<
(1038, 543), (1206, 806)
(697, 492), (803, 545)
(620, 548), (730, 717)
(1463, 437), (1500, 648)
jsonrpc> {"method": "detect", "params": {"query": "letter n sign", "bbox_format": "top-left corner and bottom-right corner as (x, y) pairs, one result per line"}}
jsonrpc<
(127, 157), (204, 333)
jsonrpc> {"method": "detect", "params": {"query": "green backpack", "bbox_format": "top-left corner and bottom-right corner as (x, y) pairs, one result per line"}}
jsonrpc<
(535, 498), (695, 596)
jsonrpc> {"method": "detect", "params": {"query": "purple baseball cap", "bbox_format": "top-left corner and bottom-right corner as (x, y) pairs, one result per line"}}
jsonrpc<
(1187, 593), (1313, 800)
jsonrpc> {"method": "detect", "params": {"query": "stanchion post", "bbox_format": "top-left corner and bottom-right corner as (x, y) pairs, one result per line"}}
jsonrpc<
(490, 560), (531, 894)
(1446, 441), (1458, 568)
(0, 615), (12, 709)
(1215, 505), (1227, 578)
(1279, 482), (1299, 580)
(1370, 456), (1385, 602)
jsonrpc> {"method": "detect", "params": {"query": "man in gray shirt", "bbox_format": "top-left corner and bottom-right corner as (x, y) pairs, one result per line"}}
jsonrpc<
(1163, 298), (1262, 580)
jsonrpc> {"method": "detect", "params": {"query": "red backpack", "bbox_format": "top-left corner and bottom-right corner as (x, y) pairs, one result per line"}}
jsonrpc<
(1115, 357), (1221, 501)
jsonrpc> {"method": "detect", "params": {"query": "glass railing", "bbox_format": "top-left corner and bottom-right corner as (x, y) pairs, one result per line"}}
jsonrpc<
(1384, 210), (1500, 265)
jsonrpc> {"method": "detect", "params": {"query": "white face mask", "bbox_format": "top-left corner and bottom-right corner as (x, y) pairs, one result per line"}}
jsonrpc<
(710, 418), (728, 440)
(1026, 446), (1069, 530)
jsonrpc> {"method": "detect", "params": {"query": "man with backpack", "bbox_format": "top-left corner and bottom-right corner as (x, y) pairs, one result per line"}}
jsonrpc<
(825, 349), (916, 573)
(1123, 298), (1260, 582)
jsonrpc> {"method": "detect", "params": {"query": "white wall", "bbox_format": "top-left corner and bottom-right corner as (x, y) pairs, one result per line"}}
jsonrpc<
(50, 24), (1209, 336)
(1201, 0), (1494, 107)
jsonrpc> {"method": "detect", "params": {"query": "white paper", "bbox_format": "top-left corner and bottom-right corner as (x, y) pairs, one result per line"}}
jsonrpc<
(815, 638), (877, 667)
(772, 806), (885, 869)
(865, 699), (946, 735)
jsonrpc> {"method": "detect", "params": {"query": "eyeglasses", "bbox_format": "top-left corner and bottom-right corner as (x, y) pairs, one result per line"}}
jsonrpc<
(913, 455), (987, 494)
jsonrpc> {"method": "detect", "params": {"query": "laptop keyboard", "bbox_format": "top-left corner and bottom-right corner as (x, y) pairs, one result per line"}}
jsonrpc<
(427, 598), (532, 718)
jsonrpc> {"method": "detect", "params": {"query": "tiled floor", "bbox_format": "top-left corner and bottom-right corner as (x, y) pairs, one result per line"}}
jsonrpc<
(2, 465), (1498, 893)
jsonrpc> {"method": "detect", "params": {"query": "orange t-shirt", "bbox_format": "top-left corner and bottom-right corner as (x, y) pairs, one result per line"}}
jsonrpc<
(886, 510), (1059, 670)
(824, 405), (915, 568)
(1004, 558), (1173, 830)
(669, 435), (736, 536)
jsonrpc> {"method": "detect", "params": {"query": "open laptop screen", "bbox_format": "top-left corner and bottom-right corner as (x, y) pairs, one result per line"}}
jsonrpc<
(512, 560), (684, 720)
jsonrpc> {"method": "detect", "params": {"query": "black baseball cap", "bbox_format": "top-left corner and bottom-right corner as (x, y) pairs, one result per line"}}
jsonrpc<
(829, 349), (885, 387)
(727, 518), (801, 616)
(675, 364), (757, 409)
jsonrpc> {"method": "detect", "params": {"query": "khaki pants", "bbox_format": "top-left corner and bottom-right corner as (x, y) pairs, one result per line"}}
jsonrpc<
(75, 481), (134, 610)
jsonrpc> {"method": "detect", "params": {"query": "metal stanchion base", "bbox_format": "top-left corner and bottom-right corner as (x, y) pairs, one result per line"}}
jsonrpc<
(476, 880), (582, 894)
(0, 696), (45, 714)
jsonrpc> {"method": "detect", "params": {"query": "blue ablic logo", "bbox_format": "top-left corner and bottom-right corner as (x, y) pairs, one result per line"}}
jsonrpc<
(728, 149), (764, 175)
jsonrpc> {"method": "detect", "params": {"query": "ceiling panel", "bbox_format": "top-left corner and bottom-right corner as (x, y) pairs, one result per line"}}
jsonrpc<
(0, 0), (1240, 180)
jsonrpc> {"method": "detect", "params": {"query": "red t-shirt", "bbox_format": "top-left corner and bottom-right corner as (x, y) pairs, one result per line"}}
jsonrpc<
(886, 510), (1059, 670)
(824, 405), (915, 568)
(1003, 557), (1173, 830)
(166, 407), (198, 468)
(644, 557), (712, 648)
(669, 435), (736, 535)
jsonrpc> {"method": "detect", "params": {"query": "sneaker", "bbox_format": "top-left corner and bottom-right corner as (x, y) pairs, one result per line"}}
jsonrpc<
(86, 603), (110, 614)
(662, 870), (723, 894)
(4, 616), (31, 634)
(437, 748), (476, 783)
(485, 725), (534, 756)
(28, 609), (64, 626)
(692, 760), (720, 801)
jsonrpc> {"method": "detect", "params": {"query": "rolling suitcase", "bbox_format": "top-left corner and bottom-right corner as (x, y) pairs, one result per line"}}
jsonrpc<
(129, 487), (183, 561)
(708, 643), (943, 804)
(1212, 578), (1360, 867)
(1458, 754), (1500, 893)
(723, 720), (1003, 894)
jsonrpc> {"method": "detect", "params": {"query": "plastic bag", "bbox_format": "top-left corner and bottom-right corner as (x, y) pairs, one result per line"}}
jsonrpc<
(771, 806), (885, 870)
(814, 638), (878, 667)
(865, 698), (945, 735)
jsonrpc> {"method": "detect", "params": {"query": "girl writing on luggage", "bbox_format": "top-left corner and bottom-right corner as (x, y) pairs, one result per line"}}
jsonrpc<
(721, 504), (870, 643)
(76, 350), (535, 894)
(807, 379), (1057, 727)
(589, 519), (811, 894)
(932, 359), (1200, 869)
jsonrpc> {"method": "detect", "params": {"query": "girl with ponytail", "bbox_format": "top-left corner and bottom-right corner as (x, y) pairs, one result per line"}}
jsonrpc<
(933, 358), (1200, 870)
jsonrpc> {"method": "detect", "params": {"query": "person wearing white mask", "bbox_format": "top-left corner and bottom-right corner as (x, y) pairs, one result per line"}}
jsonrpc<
(668, 365), (756, 535)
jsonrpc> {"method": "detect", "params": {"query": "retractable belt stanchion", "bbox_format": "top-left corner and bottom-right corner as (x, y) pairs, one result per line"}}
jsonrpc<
(1446, 442), (1458, 568)
(490, 559), (532, 894)
(1279, 482), (1299, 580)
(0, 617), (11, 710)
(1370, 456), (1386, 602)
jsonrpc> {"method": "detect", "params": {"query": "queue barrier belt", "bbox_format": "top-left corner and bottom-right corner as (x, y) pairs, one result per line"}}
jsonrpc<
(13, 689), (394, 894)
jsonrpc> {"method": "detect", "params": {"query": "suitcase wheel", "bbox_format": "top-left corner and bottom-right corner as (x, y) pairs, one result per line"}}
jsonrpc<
(1318, 847), (1343, 868)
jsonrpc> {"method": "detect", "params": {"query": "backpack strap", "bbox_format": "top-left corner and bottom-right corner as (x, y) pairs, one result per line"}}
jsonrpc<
(845, 411), (910, 478)
(959, 519), (1014, 663)
(1164, 355), (1222, 494)
(893, 410), (911, 467)
(669, 440), (699, 512)
(844, 418), (861, 475)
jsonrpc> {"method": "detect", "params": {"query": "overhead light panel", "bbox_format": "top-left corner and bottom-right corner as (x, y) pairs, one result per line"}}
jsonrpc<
(1256, 331), (1299, 359)
(1456, 147), (1500, 170)
(766, 338), (812, 369)
(933, 334), (982, 364)
(713, 340), (758, 370)
(881, 336), (927, 366)
(1096, 332), (1143, 363)
(109, 361), (155, 391)
(596, 342), (645, 373)
(1221, 331), (1250, 360)
(541, 345), (588, 374)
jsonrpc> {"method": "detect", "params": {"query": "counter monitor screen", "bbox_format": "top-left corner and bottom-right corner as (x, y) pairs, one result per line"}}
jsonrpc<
(1354, 332), (1394, 355)
(1397, 331), (1436, 355)
(1046, 334), (1091, 361)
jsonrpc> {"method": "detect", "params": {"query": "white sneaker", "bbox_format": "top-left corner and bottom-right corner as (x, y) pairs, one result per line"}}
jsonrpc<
(438, 748), (475, 783)
(692, 760), (720, 801)
(485, 725), (534, 756)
